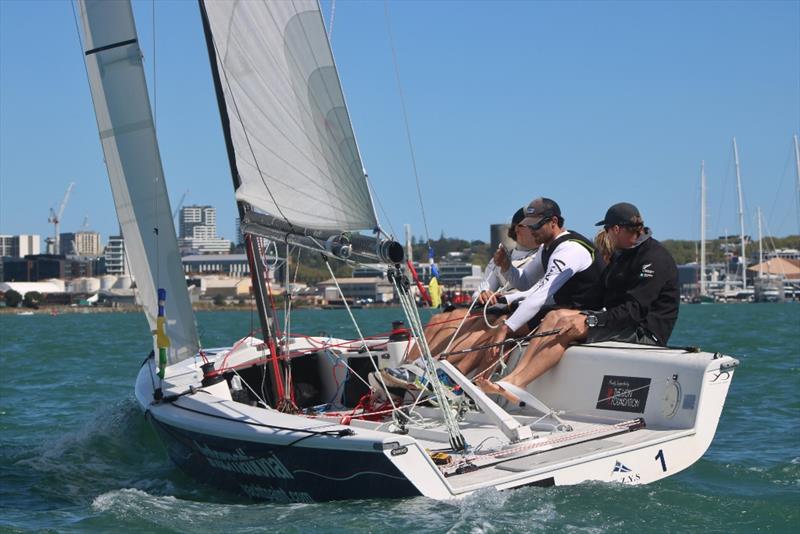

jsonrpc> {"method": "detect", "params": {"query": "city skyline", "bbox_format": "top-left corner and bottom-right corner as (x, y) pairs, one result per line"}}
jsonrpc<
(1, 1), (798, 245)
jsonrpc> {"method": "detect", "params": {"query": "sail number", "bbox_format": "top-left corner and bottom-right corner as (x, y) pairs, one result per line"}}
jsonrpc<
(655, 449), (667, 472)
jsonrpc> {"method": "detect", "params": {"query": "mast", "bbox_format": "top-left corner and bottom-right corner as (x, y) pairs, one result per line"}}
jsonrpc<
(197, 0), (281, 406)
(732, 137), (747, 289)
(794, 134), (800, 234)
(700, 161), (707, 296)
(757, 206), (763, 279)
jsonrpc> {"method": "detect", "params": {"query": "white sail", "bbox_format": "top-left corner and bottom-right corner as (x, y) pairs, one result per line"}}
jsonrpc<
(78, 0), (199, 364)
(203, 0), (378, 232)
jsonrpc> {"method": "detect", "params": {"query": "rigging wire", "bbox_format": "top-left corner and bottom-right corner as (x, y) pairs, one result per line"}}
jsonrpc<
(321, 259), (400, 413)
(766, 138), (796, 233)
(383, 0), (431, 244)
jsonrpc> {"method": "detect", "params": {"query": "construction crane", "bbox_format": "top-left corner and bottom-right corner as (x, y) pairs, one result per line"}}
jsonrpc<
(172, 189), (190, 220)
(47, 182), (75, 254)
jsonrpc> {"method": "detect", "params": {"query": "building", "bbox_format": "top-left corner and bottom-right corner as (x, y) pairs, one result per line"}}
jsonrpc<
(235, 217), (244, 246)
(199, 276), (253, 299)
(181, 253), (284, 281)
(178, 205), (231, 254)
(182, 253), (251, 276)
(2, 255), (65, 281)
(747, 258), (800, 280)
(180, 205), (215, 238)
(104, 235), (127, 275)
(352, 263), (386, 278)
(0, 234), (41, 258)
(415, 261), (482, 287)
(60, 231), (102, 256)
(317, 277), (395, 304)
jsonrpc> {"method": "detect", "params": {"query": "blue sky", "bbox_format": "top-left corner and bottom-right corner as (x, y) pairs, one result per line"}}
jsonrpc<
(1, 0), (798, 250)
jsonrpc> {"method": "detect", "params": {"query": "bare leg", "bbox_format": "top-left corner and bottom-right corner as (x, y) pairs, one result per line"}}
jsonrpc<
(478, 309), (587, 395)
(452, 327), (498, 374)
(407, 309), (471, 361)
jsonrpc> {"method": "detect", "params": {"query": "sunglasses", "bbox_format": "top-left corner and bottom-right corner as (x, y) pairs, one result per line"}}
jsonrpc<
(527, 216), (553, 231)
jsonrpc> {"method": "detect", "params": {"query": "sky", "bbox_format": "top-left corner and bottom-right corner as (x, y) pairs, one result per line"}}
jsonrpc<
(1, 0), (798, 250)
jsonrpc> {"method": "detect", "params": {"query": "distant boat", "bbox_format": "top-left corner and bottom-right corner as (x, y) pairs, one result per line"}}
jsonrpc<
(77, 0), (740, 502)
(16, 311), (34, 316)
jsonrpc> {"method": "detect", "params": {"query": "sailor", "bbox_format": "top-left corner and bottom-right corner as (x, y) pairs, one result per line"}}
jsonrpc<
(489, 197), (605, 343)
(385, 197), (605, 394)
(379, 206), (540, 392)
(477, 202), (679, 405)
(402, 206), (540, 361)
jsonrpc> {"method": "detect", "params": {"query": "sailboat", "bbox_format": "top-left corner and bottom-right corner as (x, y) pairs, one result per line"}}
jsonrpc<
(77, 0), (739, 502)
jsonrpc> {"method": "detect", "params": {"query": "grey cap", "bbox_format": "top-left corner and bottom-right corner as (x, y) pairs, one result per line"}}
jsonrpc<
(520, 198), (561, 226)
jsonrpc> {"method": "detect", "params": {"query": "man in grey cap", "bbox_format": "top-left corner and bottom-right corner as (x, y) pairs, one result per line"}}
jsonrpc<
(478, 202), (679, 406)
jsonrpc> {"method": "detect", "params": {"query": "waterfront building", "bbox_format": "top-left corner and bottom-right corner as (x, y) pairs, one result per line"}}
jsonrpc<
(317, 277), (394, 304)
(104, 235), (127, 275)
(2, 255), (65, 282)
(352, 263), (385, 279)
(415, 261), (482, 287)
(182, 253), (250, 277)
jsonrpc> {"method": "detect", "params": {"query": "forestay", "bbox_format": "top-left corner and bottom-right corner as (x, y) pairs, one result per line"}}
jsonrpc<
(78, 0), (199, 364)
(202, 0), (378, 232)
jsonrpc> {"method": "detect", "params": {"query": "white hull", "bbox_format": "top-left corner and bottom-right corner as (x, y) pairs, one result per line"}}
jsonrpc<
(135, 338), (737, 502)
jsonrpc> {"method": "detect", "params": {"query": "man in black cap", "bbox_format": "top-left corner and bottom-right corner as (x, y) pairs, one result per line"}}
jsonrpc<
(477, 202), (679, 406)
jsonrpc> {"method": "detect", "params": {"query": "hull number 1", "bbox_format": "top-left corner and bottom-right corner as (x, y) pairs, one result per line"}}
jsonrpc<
(655, 449), (667, 472)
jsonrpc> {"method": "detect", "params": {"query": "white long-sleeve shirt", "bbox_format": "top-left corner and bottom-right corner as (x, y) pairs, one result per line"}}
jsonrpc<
(501, 232), (593, 332)
(472, 246), (539, 298)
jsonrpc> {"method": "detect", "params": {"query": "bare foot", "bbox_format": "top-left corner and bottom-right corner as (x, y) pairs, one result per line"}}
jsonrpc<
(475, 377), (522, 405)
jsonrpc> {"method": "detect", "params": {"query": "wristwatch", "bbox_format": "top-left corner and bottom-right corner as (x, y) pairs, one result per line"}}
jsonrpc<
(582, 312), (599, 328)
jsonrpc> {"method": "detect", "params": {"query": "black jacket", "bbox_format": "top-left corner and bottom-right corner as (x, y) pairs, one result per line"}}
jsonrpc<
(596, 234), (679, 345)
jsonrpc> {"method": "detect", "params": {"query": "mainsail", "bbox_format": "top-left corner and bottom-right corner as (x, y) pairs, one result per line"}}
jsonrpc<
(202, 0), (378, 233)
(78, 0), (199, 364)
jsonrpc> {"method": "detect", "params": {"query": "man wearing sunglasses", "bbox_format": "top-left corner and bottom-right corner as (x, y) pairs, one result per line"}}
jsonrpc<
(477, 202), (679, 406)
(491, 197), (605, 346)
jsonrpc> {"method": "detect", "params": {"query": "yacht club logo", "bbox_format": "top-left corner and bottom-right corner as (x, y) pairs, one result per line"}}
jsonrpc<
(611, 460), (641, 484)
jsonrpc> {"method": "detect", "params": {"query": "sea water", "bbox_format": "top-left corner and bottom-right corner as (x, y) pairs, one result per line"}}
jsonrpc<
(1, 304), (798, 532)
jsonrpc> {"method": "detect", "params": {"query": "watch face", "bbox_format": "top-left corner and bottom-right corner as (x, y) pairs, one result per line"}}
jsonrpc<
(586, 314), (598, 327)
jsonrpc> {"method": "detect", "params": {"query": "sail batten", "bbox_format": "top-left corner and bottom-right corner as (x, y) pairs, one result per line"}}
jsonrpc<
(78, 0), (199, 364)
(203, 0), (378, 232)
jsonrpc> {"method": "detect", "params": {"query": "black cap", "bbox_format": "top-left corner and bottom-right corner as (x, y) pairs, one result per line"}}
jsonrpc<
(520, 198), (561, 226)
(511, 207), (525, 226)
(596, 202), (641, 227)
(507, 207), (525, 240)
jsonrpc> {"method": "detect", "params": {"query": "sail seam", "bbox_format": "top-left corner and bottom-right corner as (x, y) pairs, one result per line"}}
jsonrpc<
(212, 2), (374, 226)
(85, 38), (137, 56)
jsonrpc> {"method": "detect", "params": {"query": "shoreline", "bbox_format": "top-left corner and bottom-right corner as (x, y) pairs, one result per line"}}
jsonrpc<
(0, 303), (404, 315)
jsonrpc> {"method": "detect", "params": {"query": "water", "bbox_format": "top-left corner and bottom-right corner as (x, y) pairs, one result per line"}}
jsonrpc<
(1, 304), (798, 532)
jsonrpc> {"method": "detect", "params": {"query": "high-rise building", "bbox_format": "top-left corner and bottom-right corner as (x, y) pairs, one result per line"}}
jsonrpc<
(180, 205), (217, 239)
(104, 235), (127, 275)
(0, 234), (41, 258)
(178, 205), (231, 254)
(235, 217), (244, 246)
(59, 231), (102, 256)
